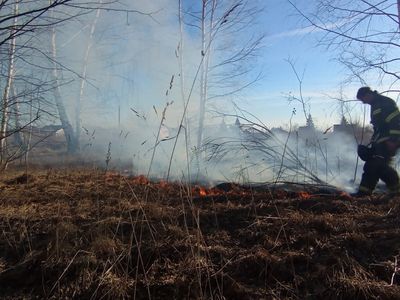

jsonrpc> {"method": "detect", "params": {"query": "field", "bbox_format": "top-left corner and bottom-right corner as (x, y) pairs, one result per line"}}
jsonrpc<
(0, 168), (399, 299)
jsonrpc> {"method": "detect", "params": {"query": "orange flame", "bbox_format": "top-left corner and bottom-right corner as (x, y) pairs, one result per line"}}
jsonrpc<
(338, 191), (352, 200)
(105, 171), (120, 183)
(192, 185), (225, 197)
(158, 180), (168, 188)
(298, 191), (311, 199)
(131, 175), (149, 185)
(199, 187), (207, 197)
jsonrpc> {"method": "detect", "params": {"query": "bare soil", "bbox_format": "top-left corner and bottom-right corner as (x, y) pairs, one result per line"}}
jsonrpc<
(0, 169), (399, 299)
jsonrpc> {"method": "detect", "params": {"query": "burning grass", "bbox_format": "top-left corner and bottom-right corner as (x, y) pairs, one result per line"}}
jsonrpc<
(0, 169), (399, 299)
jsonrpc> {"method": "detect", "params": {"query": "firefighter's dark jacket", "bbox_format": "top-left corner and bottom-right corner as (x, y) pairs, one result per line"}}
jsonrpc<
(370, 93), (400, 144)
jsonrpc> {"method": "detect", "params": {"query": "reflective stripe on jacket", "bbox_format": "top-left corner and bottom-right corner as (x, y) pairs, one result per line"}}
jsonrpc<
(370, 93), (400, 143)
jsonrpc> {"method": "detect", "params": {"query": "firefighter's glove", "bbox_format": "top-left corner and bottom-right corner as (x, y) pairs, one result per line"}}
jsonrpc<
(357, 144), (373, 161)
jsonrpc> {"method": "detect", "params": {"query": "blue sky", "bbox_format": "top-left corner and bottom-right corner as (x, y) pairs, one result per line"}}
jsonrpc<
(242, 0), (353, 129)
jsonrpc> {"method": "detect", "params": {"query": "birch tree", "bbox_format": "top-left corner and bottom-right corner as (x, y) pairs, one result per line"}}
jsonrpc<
(49, 0), (158, 153)
(0, 0), (158, 161)
(50, 14), (77, 153)
(75, 3), (102, 149)
(0, 1), (78, 166)
(185, 0), (264, 150)
(0, 0), (18, 166)
(45, 1), (157, 153)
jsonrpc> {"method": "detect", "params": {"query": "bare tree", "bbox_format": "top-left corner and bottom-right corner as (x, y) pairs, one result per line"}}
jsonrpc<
(0, 0), (92, 164)
(184, 0), (264, 150)
(75, 3), (102, 150)
(48, 0), (158, 153)
(0, 0), (74, 48)
(49, 10), (77, 153)
(0, 0), (157, 163)
(0, 0), (18, 165)
(288, 0), (400, 88)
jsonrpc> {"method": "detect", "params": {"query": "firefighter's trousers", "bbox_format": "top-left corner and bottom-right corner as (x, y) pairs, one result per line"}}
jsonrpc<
(359, 143), (400, 194)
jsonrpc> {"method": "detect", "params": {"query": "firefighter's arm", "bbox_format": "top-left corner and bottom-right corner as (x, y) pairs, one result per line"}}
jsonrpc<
(376, 103), (400, 143)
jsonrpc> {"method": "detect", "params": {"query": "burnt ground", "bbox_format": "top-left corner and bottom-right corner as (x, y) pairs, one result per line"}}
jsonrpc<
(0, 169), (399, 299)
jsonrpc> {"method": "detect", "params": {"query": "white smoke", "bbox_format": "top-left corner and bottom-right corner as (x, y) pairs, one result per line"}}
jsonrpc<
(12, 0), (369, 190)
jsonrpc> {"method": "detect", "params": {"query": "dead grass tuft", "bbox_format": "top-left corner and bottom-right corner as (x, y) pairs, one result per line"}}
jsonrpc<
(2, 173), (34, 185)
(90, 236), (123, 257)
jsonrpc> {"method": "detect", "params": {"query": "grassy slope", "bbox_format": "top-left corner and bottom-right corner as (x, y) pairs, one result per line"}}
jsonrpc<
(0, 169), (399, 299)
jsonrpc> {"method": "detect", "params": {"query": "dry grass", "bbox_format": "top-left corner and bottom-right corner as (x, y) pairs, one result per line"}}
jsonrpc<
(0, 169), (399, 299)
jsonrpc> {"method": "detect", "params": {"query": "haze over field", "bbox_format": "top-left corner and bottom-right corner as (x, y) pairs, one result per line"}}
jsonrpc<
(0, 0), (399, 189)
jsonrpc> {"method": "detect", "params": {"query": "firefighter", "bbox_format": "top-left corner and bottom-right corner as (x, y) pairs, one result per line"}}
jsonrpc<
(353, 87), (400, 197)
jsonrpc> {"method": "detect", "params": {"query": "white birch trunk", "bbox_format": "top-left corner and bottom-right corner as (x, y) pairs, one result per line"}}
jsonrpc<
(178, 0), (194, 178)
(75, 5), (102, 147)
(24, 95), (34, 172)
(178, 0), (186, 109)
(50, 15), (76, 153)
(197, 0), (207, 150)
(398, 0), (400, 28)
(11, 85), (23, 147)
(197, 0), (216, 151)
(0, 1), (18, 165)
